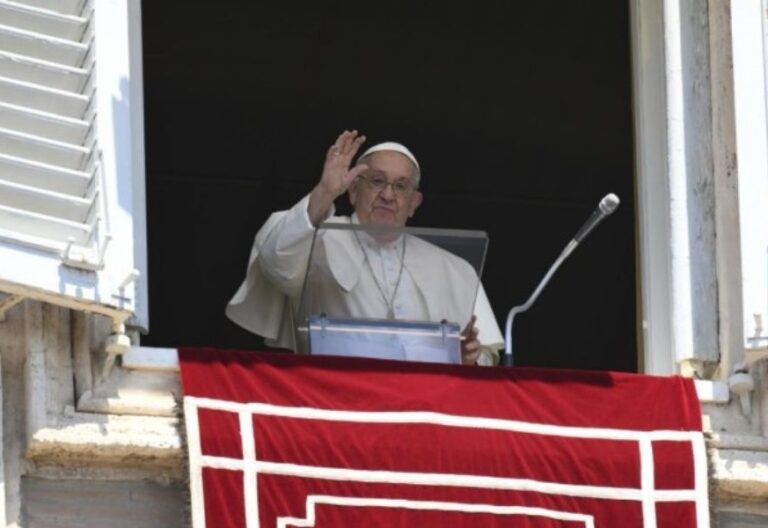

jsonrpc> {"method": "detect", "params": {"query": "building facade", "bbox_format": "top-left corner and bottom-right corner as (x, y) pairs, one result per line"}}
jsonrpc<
(0, 0), (766, 526)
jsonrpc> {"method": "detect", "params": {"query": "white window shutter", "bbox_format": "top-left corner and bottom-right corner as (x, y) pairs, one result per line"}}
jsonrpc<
(731, 0), (768, 353)
(0, 0), (148, 328)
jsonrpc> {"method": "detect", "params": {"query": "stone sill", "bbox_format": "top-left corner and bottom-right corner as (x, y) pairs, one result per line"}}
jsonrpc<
(694, 379), (730, 404)
(123, 347), (180, 372)
(27, 410), (183, 477)
(711, 447), (768, 502)
(125, 347), (733, 404)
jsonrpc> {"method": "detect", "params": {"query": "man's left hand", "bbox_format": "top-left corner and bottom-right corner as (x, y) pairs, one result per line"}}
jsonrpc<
(461, 315), (481, 365)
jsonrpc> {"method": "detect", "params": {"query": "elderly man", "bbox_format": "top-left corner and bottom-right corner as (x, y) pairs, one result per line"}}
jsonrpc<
(227, 130), (504, 365)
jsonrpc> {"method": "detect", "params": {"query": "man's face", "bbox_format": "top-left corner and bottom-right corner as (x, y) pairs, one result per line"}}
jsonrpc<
(348, 151), (423, 227)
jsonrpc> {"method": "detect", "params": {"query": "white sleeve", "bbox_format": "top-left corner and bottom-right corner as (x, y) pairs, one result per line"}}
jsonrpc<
(257, 194), (335, 299)
(225, 194), (335, 347)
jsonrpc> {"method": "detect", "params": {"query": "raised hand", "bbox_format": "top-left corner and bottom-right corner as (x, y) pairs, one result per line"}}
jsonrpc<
(319, 130), (368, 198)
(308, 130), (367, 225)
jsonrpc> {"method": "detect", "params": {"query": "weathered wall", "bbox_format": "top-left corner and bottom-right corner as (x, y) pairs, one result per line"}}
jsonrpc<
(703, 358), (768, 525)
(21, 478), (185, 528)
(0, 300), (185, 527)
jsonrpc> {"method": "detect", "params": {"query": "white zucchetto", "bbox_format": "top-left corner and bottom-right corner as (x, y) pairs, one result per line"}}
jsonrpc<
(356, 142), (420, 170)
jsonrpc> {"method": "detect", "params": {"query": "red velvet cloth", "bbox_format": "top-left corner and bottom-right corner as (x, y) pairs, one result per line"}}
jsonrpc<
(180, 348), (706, 528)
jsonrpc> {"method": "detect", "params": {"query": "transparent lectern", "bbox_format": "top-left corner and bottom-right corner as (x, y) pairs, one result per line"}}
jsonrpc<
(294, 222), (488, 364)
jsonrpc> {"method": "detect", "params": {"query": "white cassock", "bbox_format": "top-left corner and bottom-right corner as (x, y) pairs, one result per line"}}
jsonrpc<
(226, 195), (504, 365)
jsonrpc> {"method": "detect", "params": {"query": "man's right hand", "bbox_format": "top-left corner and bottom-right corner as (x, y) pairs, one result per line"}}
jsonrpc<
(308, 130), (368, 226)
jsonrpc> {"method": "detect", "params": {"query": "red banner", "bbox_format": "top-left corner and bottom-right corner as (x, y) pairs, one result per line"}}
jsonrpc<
(179, 348), (708, 528)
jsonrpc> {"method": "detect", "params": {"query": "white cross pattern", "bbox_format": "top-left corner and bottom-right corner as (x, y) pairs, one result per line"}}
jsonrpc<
(184, 397), (709, 528)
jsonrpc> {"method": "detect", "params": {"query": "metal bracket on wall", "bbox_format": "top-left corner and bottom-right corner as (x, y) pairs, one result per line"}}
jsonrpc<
(99, 320), (132, 384)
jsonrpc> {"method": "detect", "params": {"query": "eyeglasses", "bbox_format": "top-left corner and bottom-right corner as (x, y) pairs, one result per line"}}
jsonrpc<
(358, 174), (417, 197)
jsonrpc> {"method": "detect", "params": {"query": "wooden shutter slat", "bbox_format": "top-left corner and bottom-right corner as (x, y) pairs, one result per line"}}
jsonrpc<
(10, 0), (85, 18)
(0, 74), (88, 117)
(0, 101), (89, 143)
(0, 1), (88, 41)
(0, 203), (90, 244)
(0, 177), (90, 221)
(0, 152), (91, 195)
(0, 23), (88, 67)
(0, 126), (89, 170)
(0, 50), (88, 92)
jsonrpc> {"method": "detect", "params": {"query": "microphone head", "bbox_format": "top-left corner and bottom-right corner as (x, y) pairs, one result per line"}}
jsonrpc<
(599, 193), (620, 215)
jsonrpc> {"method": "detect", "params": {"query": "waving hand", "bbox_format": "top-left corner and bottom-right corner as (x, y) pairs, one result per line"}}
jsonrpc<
(308, 130), (367, 225)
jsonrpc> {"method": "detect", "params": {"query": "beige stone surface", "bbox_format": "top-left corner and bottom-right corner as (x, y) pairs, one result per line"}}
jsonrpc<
(21, 477), (186, 528)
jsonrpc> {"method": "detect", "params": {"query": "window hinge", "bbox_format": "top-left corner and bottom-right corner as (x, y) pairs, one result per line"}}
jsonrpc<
(61, 235), (111, 272)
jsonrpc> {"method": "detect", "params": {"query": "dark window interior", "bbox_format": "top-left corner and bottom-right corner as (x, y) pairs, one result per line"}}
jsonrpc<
(141, 2), (637, 371)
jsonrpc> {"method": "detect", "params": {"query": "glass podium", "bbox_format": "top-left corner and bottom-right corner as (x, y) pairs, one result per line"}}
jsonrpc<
(294, 222), (488, 364)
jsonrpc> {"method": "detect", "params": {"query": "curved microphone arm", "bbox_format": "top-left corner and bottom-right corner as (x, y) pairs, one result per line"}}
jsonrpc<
(502, 193), (620, 367)
(503, 240), (577, 367)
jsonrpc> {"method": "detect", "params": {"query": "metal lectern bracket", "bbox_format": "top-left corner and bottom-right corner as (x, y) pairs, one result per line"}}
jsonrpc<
(440, 319), (449, 345)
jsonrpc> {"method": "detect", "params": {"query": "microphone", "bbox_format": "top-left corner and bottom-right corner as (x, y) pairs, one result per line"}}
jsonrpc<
(503, 193), (621, 367)
(573, 193), (620, 243)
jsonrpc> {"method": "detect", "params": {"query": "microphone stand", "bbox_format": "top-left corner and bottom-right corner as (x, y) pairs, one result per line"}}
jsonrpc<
(503, 240), (577, 367)
(503, 193), (620, 367)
